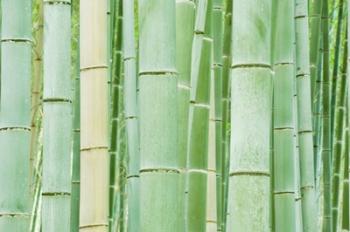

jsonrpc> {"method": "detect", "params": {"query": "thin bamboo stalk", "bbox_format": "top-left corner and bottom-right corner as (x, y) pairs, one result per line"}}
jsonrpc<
(294, 0), (318, 230)
(220, 1), (232, 230)
(42, 0), (72, 230)
(80, 0), (109, 230)
(0, 0), (32, 230)
(70, 0), (81, 230)
(206, 49), (217, 232)
(331, 31), (347, 232)
(109, 0), (123, 229)
(30, 0), (43, 193)
(321, 0), (332, 230)
(123, 0), (140, 231)
(138, 0), (180, 231)
(227, 0), (273, 231)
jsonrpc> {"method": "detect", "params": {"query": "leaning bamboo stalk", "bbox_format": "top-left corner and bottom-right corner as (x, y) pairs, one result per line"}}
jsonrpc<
(321, 0), (332, 230)
(80, 0), (109, 230)
(227, 0), (273, 231)
(138, 0), (181, 231)
(175, 0), (195, 230)
(272, 0), (298, 230)
(294, 0), (318, 230)
(123, 0), (140, 231)
(0, 0), (32, 230)
(42, 0), (73, 230)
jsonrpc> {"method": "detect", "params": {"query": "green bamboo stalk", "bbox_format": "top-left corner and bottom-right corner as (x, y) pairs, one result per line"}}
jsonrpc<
(80, 0), (109, 230)
(342, 121), (349, 231)
(272, 1), (297, 230)
(70, 0), (80, 231)
(220, 1), (232, 230)
(321, 0), (332, 230)
(294, 0), (318, 230)
(227, 0), (273, 231)
(186, 37), (212, 232)
(336, 124), (348, 230)
(175, 0), (195, 231)
(109, 0), (123, 229)
(138, 1), (180, 231)
(331, 32), (347, 232)
(42, 0), (72, 230)
(123, 0), (140, 231)
(185, 1), (212, 231)
(211, 1), (224, 230)
(0, 0), (32, 230)
(309, 0), (323, 165)
(331, 0), (344, 128)
(30, 0), (43, 193)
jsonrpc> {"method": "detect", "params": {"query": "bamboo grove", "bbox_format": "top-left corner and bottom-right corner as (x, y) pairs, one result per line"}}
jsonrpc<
(0, 0), (350, 231)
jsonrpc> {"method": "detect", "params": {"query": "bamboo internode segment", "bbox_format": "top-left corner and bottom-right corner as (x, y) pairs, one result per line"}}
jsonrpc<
(80, 0), (109, 231)
(0, 0), (32, 230)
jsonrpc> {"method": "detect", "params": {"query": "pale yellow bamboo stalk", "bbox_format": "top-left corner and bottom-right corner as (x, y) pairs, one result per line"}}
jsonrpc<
(206, 62), (217, 232)
(80, 0), (109, 231)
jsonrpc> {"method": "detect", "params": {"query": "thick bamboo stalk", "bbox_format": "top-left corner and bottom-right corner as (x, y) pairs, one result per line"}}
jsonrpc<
(80, 0), (109, 230)
(42, 0), (72, 230)
(227, 0), (273, 231)
(138, 1), (180, 231)
(123, 0), (140, 231)
(0, 0), (32, 230)
(341, 119), (349, 231)
(294, 0), (318, 230)
(175, 0), (195, 231)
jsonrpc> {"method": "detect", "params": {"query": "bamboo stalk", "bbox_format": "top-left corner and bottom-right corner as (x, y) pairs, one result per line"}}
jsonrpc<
(70, 0), (80, 231)
(294, 0), (318, 230)
(138, 1), (181, 231)
(175, 0), (195, 231)
(227, 0), (273, 230)
(321, 0), (332, 230)
(0, 0), (32, 230)
(42, 0), (73, 230)
(272, 1), (298, 230)
(80, 0), (109, 230)
(331, 30), (347, 232)
(220, 1), (232, 230)
(123, 0), (140, 231)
